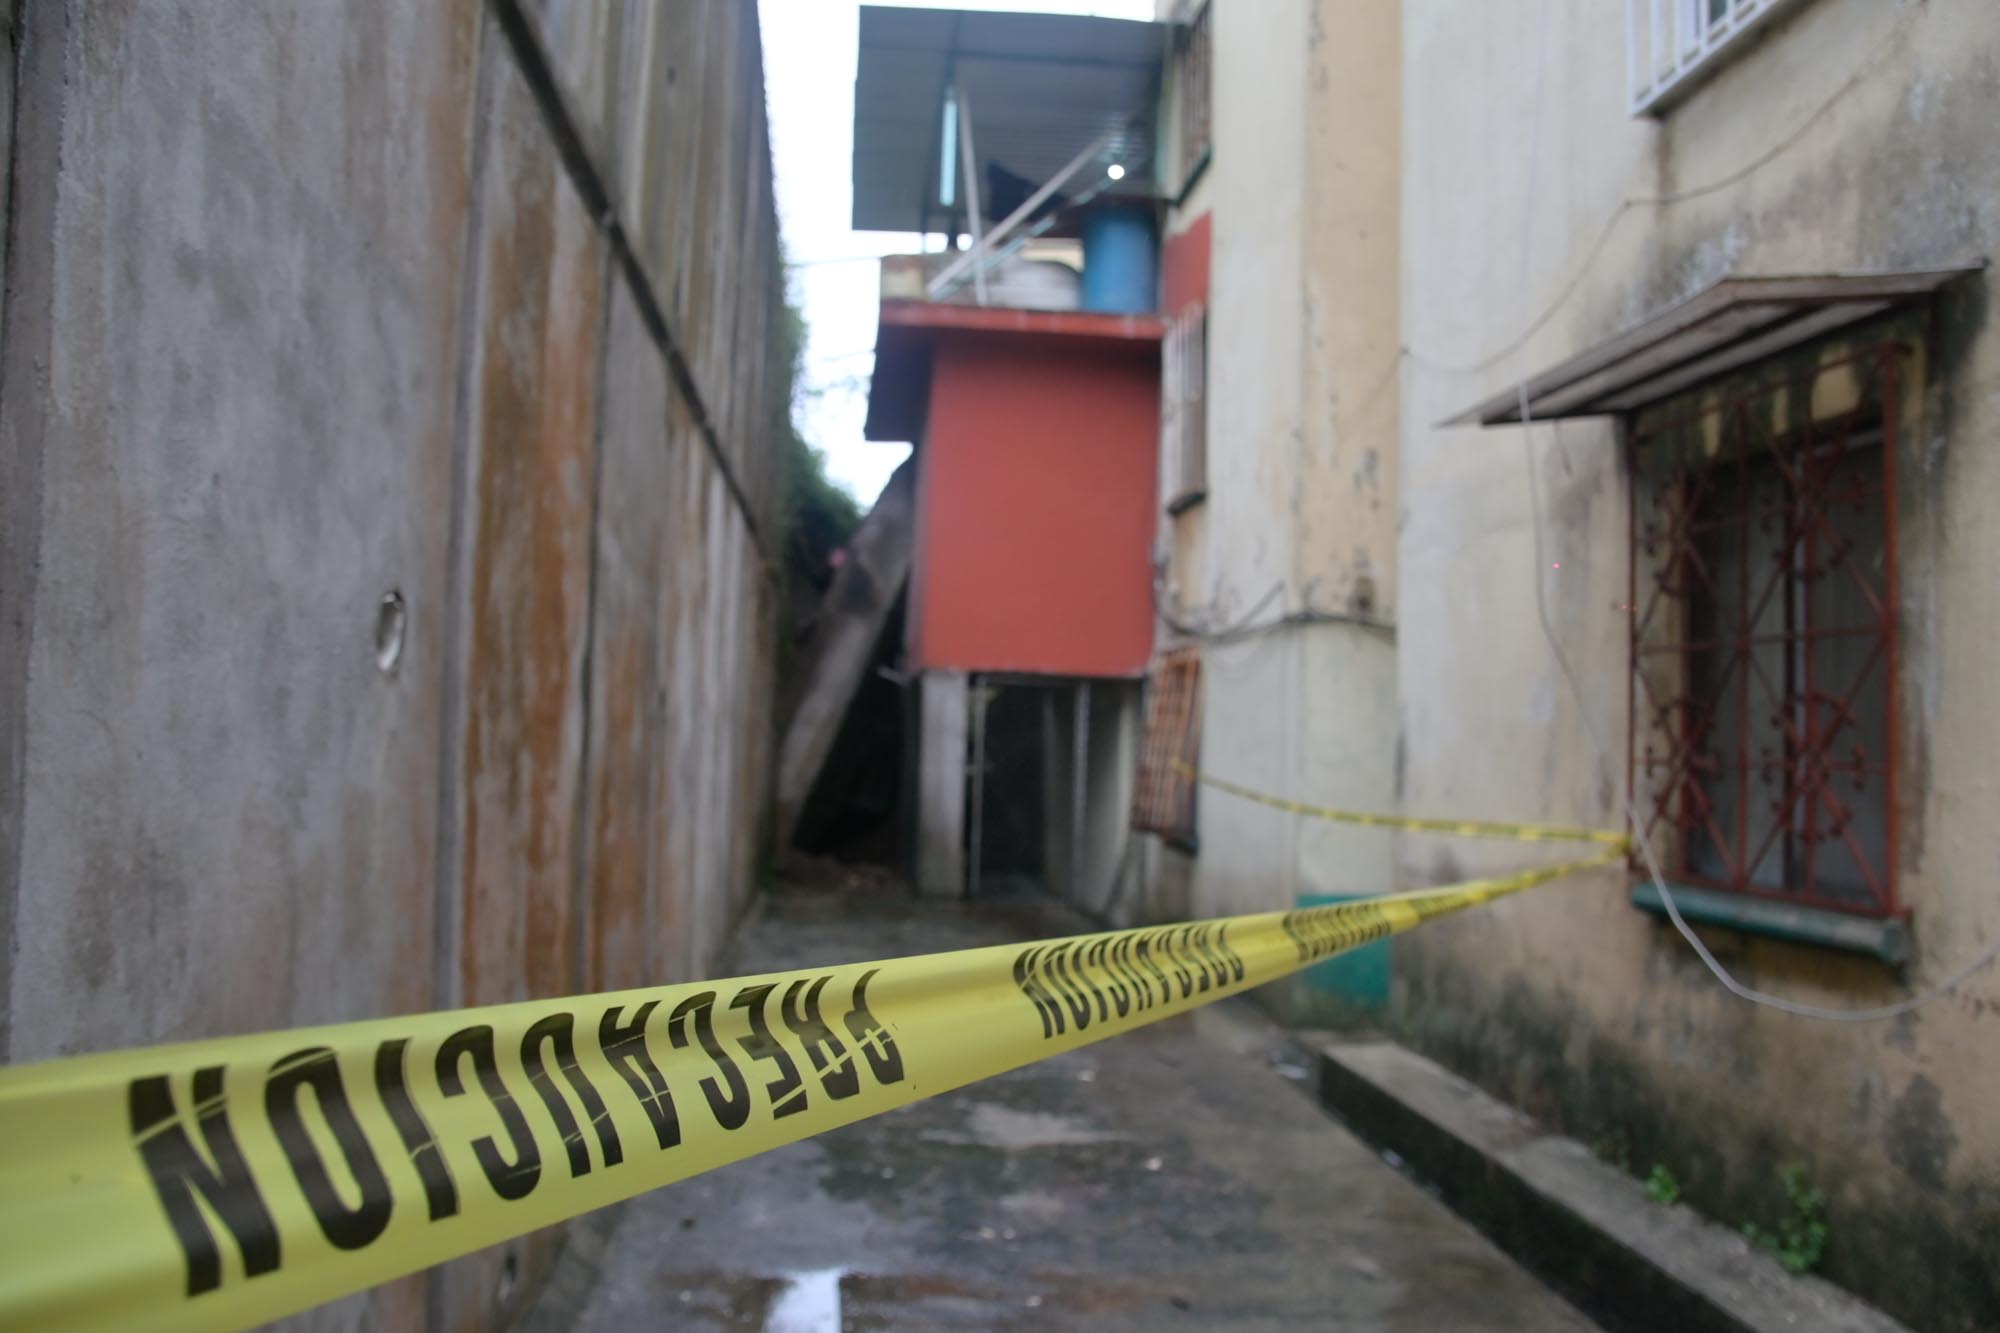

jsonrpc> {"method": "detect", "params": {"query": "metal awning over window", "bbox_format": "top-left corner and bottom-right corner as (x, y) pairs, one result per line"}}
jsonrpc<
(1445, 268), (1983, 427)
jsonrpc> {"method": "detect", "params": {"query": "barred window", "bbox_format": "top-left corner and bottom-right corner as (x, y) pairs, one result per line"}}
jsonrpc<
(1630, 347), (1901, 917)
(1131, 647), (1201, 849)
(1626, 0), (1817, 116)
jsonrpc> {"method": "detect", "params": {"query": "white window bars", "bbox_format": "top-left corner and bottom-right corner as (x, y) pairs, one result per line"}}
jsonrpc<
(1626, 0), (1809, 116)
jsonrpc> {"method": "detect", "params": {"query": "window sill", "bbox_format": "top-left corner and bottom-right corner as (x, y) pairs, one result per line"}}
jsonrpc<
(1631, 880), (1909, 965)
(1165, 487), (1207, 516)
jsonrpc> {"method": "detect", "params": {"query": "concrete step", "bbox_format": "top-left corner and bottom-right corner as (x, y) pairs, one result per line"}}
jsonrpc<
(1306, 1037), (1913, 1333)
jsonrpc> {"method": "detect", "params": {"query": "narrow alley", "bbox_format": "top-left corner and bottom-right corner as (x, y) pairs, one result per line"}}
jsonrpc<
(529, 872), (1600, 1333)
(2, 1), (1997, 1330)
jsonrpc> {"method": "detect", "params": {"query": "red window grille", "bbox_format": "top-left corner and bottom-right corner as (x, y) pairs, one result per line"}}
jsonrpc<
(1628, 345), (1903, 918)
(1132, 646), (1201, 848)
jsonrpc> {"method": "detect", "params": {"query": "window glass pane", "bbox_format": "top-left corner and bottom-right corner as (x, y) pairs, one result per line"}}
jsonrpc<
(1804, 444), (1889, 907)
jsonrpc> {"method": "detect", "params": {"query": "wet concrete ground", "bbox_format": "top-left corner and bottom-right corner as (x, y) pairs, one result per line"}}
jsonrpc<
(531, 882), (1601, 1332)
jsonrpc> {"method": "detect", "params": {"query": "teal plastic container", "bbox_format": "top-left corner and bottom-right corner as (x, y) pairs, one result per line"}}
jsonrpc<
(1295, 891), (1392, 1012)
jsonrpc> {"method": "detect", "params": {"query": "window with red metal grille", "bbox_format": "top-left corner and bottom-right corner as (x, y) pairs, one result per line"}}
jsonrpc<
(1629, 345), (1903, 918)
(1132, 646), (1201, 848)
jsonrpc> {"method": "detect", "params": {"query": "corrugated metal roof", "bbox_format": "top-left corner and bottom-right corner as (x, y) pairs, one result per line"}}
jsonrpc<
(852, 5), (1166, 235)
(1446, 267), (1985, 426)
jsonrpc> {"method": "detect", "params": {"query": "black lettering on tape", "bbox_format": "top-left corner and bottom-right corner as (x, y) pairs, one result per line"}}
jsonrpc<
(730, 984), (809, 1119)
(1099, 937), (1133, 1018)
(1280, 913), (1309, 963)
(435, 1026), (542, 1201)
(666, 992), (751, 1131)
(375, 1038), (459, 1221)
(1216, 925), (1247, 983)
(129, 1066), (281, 1297)
(1167, 929), (1197, 998)
(1013, 947), (1066, 1038)
(781, 975), (861, 1100)
(1185, 928), (1212, 993)
(1186, 927), (1216, 989)
(521, 1013), (622, 1176)
(841, 969), (905, 1085)
(1195, 926), (1229, 989)
(265, 1048), (393, 1252)
(598, 1002), (681, 1150)
(1133, 934), (1171, 1007)
(1110, 938), (1136, 1015)
(1078, 938), (1111, 1023)
(1045, 943), (1093, 1032)
(1081, 938), (1119, 1021)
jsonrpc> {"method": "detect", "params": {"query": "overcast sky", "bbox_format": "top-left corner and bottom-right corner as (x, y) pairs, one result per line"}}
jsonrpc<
(758, 0), (1155, 506)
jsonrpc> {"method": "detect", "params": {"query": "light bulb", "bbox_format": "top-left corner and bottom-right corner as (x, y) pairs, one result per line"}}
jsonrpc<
(1106, 163), (1126, 181)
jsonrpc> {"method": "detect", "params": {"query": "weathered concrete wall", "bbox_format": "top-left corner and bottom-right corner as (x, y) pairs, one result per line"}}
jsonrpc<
(1135, 0), (1402, 933)
(0, 1), (784, 1329)
(1396, 2), (2000, 1328)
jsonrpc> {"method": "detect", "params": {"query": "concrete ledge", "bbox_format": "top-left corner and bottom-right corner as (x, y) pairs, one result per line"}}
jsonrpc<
(1309, 1039), (1912, 1333)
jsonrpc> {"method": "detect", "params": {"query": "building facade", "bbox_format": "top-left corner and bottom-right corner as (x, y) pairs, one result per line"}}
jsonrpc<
(0, 2), (787, 1328)
(1122, 0), (1405, 1005)
(1392, 3), (1998, 1328)
(1124, 1), (1998, 1328)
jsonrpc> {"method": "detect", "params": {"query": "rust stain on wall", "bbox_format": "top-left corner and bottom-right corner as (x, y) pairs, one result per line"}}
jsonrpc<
(457, 62), (607, 1011)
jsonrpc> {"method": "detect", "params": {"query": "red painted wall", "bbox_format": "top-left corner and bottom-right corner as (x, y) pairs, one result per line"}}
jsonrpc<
(911, 330), (1160, 677)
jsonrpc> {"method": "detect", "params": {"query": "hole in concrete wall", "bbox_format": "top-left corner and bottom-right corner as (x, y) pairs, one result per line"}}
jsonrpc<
(374, 590), (406, 674)
(497, 1250), (517, 1306)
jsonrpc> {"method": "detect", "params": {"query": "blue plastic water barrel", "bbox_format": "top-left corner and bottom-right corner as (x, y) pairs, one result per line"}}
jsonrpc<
(1079, 207), (1158, 315)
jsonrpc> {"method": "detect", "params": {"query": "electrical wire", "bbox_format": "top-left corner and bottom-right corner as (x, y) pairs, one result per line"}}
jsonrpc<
(1503, 4), (1998, 1021)
(1153, 571), (1396, 644)
(1414, 5), (1917, 381)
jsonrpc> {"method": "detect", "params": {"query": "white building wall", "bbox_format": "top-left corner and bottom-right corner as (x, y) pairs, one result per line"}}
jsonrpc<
(1396, 1), (2000, 1326)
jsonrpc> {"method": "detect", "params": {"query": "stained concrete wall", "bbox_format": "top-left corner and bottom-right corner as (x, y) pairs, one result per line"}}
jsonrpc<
(1134, 0), (1402, 937)
(1395, 2), (2000, 1328)
(0, 1), (784, 1329)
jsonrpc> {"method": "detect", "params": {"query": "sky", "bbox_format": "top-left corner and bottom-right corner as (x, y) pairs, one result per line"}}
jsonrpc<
(758, 0), (1155, 507)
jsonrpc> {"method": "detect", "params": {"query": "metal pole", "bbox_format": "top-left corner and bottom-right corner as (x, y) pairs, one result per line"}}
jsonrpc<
(927, 127), (1115, 299)
(969, 679), (988, 899)
(1071, 680), (1090, 904)
(955, 90), (990, 306)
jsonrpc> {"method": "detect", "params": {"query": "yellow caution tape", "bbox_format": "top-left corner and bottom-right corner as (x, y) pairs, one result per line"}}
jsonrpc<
(0, 848), (1622, 1331)
(1175, 761), (1630, 848)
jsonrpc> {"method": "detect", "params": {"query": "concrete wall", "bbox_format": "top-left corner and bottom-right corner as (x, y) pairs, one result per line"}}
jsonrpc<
(0, 1), (784, 1329)
(1395, 2), (2000, 1328)
(1133, 0), (1403, 938)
